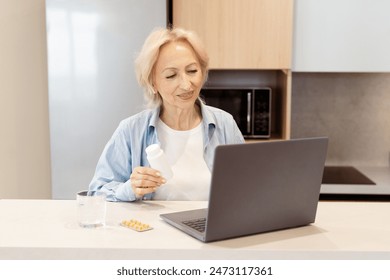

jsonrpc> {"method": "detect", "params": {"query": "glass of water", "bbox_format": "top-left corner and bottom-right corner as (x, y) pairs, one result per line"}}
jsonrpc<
(76, 190), (107, 228)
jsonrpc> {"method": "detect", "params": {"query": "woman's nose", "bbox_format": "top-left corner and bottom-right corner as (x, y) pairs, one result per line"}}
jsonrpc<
(179, 75), (191, 90)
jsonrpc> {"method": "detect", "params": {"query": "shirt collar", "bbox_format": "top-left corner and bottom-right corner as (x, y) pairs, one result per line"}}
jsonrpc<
(198, 99), (216, 127)
(148, 106), (161, 129)
(198, 99), (216, 147)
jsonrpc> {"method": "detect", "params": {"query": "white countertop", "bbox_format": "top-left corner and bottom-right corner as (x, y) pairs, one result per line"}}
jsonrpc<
(1, 199), (390, 260)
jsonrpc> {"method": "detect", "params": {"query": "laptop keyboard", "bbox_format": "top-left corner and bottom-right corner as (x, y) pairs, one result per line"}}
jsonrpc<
(182, 218), (206, 233)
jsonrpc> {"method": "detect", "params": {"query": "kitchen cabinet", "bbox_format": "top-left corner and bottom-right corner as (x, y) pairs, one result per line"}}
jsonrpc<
(172, 0), (293, 140)
(293, 0), (390, 72)
(172, 0), (293, 69)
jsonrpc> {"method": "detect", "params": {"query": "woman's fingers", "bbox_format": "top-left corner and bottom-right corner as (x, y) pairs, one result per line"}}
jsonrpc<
(130, 166), (167, 197)
(130, 166), (166, 187)
(134, 186), (157, 196)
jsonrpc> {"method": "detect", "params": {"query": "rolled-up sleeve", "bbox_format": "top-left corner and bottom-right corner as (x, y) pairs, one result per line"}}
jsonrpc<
(88, 121), (137, 201)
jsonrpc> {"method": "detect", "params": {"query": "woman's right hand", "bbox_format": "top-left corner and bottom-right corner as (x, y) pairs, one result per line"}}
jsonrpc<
(130, 166), (166, 198)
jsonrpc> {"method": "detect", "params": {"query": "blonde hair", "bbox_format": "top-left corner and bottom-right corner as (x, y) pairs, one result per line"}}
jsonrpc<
(135, 27), (209, 108)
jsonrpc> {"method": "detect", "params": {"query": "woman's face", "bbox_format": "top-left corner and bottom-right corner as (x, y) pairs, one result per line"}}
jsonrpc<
(153, 40), (203, 111)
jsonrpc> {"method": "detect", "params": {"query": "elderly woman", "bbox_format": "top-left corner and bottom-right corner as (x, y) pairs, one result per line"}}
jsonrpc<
(89, 27), (244, 201)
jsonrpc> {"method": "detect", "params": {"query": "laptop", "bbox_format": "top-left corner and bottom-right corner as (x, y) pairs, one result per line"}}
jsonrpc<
(160, 137), (328, 242)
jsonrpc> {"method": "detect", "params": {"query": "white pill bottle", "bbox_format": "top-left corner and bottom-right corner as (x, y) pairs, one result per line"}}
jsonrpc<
(145, 144), (173, 180)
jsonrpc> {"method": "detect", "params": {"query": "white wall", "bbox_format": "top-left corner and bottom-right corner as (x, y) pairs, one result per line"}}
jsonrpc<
(0, 0), (51, 198)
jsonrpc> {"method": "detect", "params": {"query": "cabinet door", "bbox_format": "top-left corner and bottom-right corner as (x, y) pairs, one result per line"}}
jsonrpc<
(173, 0), (293, 69)
(293, 0), (390, 72)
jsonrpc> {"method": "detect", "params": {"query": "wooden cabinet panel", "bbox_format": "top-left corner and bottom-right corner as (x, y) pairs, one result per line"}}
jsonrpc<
(173, 0), (293, 70)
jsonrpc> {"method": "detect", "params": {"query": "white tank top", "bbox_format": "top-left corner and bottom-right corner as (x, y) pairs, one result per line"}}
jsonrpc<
(153, 119), (211, 200)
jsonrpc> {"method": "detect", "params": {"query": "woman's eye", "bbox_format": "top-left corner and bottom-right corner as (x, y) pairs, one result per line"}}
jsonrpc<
(166, 74), (176, 79)
(188, 69), (198, 74)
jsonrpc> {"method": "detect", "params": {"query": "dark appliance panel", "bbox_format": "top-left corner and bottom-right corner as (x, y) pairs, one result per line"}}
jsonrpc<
(201, 88), (271, 138)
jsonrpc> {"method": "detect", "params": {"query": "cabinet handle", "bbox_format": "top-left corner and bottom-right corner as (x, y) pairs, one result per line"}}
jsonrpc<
(247, 92), (251, 134)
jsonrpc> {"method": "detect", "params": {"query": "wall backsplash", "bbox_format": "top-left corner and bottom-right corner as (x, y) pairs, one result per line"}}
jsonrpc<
(291, 72), (390, 167)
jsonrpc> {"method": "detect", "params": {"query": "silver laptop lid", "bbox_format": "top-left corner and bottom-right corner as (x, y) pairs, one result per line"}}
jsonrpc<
(204, 137), (328, 242)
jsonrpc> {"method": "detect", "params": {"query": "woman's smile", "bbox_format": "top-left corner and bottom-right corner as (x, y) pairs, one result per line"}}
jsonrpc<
(177, 91), (194, 100)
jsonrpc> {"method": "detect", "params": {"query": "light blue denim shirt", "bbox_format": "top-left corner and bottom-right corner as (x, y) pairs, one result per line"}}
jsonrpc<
(89, 101), (244, 201)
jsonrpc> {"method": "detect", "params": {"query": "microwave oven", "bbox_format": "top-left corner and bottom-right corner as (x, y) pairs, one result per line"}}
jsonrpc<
(200, 88), (272, 138)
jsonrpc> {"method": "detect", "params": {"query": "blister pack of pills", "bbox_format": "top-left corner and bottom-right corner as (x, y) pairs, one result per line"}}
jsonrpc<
(120, 219), (153, 232)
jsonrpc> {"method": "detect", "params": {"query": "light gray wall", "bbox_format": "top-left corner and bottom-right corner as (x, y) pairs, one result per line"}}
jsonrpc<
(291, 72), (390, 167)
